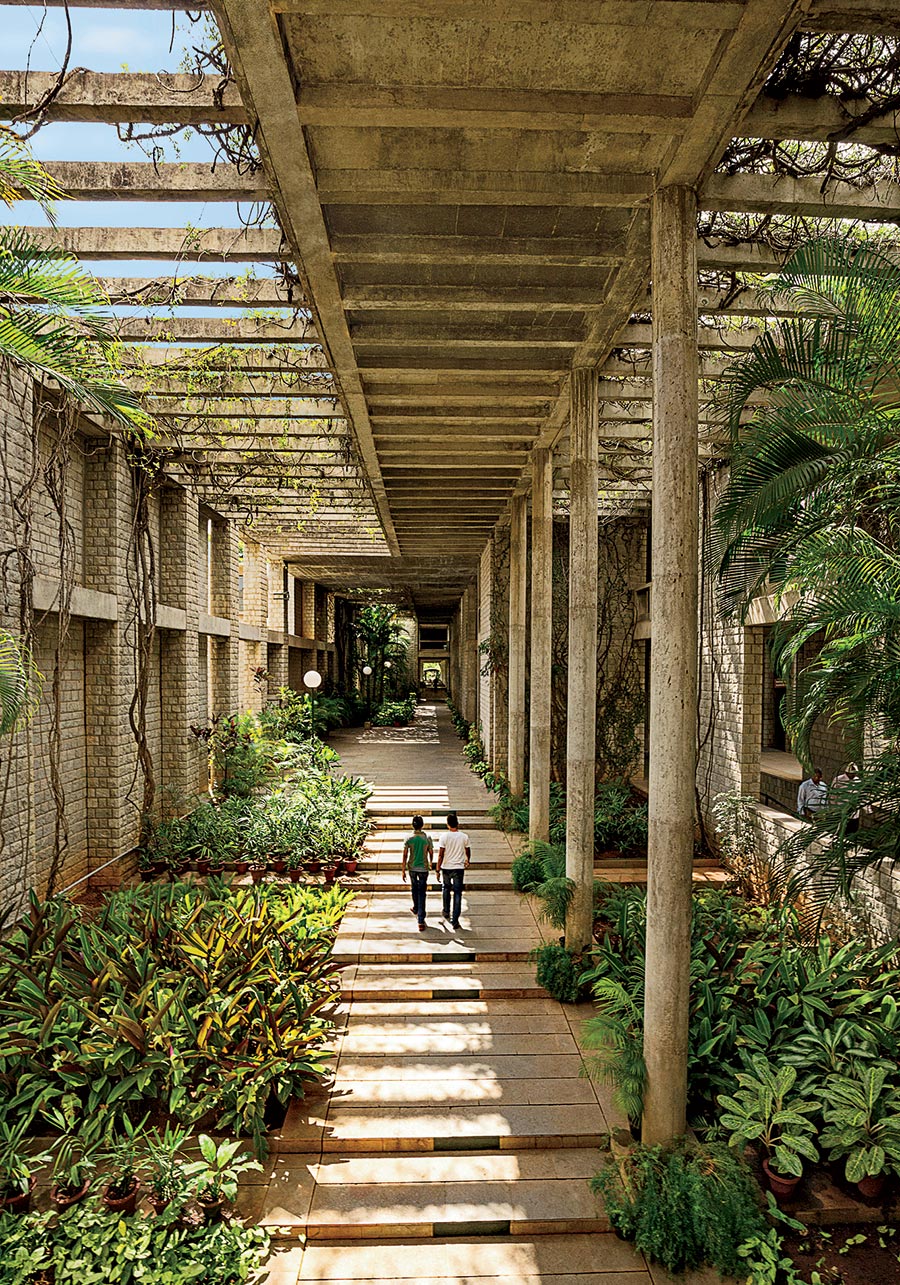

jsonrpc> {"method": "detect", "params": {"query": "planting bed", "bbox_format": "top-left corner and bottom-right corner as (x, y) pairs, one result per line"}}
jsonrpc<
(783, 1222), (900, 1285)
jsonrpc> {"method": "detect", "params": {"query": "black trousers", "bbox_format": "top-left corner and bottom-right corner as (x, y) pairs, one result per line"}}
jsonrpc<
(410, 869), (428, 923)
(442, 868), (465, 923)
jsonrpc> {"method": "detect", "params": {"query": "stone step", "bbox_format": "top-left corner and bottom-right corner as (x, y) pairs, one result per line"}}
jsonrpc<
(342, 870), (517, 892)
(260, 1150), (608, 1242)
(367, 802), (494, 816)
(369, 815), (496, 829)
(340, 962), (548, 1001)
(279, 1232), (643, 1280)
(274, 1099), (609, 1154)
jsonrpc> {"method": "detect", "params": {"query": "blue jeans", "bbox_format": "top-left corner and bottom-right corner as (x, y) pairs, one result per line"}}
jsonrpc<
(441, 868), (465, 924)
(410, 869), (429, 924)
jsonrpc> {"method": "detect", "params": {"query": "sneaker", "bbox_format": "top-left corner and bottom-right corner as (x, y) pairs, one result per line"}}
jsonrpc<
(451, 920), (461, 930)
(418, 922), (426, 932)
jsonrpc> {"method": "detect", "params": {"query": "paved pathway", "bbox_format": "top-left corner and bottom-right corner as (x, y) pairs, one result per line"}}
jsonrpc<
(259, 702), (662, 1285)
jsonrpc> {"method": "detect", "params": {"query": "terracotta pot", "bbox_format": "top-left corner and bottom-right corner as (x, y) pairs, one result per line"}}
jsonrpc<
(151, 860), (166, 876)
(272, 859), (287, 874)
(196, 859), (211, 876)
(288, 868), (303, 883)
(139, 869), (154, 883)
(147, 1192), (171, 1216)
(0, 1176), (35, 1215)
(250, 867), (266, 885)
(103, 1177), (140, 1215)
(198, 1195), (227, 1224)
(308, 860), (321, 874)
(324, 866), (338, 884)
(50, 1177), (91, 1210)
(857, 1173), (886, 1200)
(343, 860), (358, 875)
(762, 1158), (801, 1202)
(208, 864), (225, 879)
(234, 860), (249, 875)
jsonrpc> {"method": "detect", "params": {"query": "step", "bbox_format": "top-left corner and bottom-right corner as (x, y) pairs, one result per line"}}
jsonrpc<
(340, 963), (548, 1001)
(283, 1232), (646, 1281)
(274, 1099), (609, 1154)
(342, 870), (517, 892)
(369, 815), (497, 830)
(260, 1150), (609, 1241)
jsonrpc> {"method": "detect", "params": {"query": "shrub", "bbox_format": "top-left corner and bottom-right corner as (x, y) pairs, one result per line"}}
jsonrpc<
(531, 943), (585, 1003)
(511, 849), (544, 892)
(591, 1142), (767, 1278)
(371, 693), (417, 726)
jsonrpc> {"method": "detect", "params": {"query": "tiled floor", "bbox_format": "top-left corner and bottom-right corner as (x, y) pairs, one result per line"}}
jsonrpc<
(255, 702), (657, 1284)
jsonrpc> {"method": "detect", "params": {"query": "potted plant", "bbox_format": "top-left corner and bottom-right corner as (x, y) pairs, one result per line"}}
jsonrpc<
(143, 1125), (190, 1216)
(249, 862), (266, 885)
(271, 854), (287, 875)
(234, 856), (250, 876)
(101, 1117), (145, 1215)
(286, 851), (304, 883)
(49, 1133), (100, 1210)
(137, 850), (157, 883)
(718, 1058), (819, 1201)
(0, 1121), (51, 1216)
(183, 1134), (262, 1222)
(343, 856), (358, 875)
(820, 1064), (900, 1199)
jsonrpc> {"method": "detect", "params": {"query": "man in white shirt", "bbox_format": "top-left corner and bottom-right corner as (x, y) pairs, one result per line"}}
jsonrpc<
(797, 768), (827, 820)
(436, 812), (470, 930)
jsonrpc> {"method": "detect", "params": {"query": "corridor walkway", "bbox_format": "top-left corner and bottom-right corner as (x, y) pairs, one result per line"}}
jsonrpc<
(259, 703), (664, 1285)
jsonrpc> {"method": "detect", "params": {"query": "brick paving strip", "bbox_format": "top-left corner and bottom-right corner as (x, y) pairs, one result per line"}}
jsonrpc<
(253, 703), (729, 1284)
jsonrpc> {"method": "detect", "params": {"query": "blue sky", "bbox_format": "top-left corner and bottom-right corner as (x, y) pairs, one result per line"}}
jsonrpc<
(2, 5), (284, 317)
(3, 6), (262, 241)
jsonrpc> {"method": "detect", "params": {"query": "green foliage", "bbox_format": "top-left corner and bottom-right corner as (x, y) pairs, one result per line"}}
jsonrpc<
(0, 881), (351, 1159)
(0, 127), (147, 428)
(592, 780), (648, 851)
(712, 235), (900, 908)
(183, 1135), (262, 1204)
(0, 631), (42, 737)
(718, 1058), (819, 1178)
(258, 687), (356, 741)
(47, 1201), (269, 1285)
(510, 849), (544, 893)
(0, 1119), (51, 1198)
(371, 693), (417, 726)
(531, 943), (585, 1004)
(735, 1196), (812, 1285)
(592, 1142), (767, 1278)
(819, 1064), (900, 1182)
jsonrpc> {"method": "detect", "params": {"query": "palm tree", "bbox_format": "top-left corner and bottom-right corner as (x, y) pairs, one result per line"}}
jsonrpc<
(0, 126), (146, 427)
(712, 236), (900, 909)
(0, 631), (42, 735)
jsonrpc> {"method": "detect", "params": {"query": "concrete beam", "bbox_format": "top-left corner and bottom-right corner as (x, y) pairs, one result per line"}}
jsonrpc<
(342, 286), (614, 311)
(295, 83), (692, 134)
(704, 171), (900, 221)
(117, 318), (316, 343)
(128, 376), (337, 397)
(742, 91), (900, 146)
(0, 70), (246, 124)
(806, 0), (900, 34)
(122, 346), (331, 372)
(148, 396), (342, 417)
(215, 0), (399, 554)
(18, 225), (288, 262)
(616, 322), (758, 352)
(99, 276), (303, 307)
(332, 235), (621, 267)
(272, 1), (744, 28)
(41, 161), (267, 201)
(317, 168), (653, 207)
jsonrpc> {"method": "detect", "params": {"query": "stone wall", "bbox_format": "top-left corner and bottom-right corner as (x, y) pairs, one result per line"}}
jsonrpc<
(0, 368), (330, 915)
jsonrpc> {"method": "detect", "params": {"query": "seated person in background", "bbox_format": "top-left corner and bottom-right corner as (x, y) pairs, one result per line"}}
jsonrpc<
(797, 768), (828, 820)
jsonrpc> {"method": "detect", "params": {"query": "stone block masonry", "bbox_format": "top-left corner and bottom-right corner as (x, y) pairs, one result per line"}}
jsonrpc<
(0, 369), (334, 916)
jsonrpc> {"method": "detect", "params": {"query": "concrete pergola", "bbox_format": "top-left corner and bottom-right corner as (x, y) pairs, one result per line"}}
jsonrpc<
(5, 0), (899, 1144)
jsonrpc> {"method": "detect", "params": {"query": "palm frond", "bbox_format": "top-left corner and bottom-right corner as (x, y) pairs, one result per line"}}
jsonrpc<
(0, 631), (43, 735)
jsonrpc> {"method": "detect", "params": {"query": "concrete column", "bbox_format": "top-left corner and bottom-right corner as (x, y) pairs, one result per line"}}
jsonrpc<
(529, 448), (553, 844)
(159, 485), (204, 797)
(641, 184), (700, 1146)
(564, 367), (599, 950)
(507, 492), (528, 798)
(464, 586), (478, 722)
(209, 518), (240, 714)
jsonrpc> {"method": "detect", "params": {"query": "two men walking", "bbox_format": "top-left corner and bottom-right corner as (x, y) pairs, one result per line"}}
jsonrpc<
(401, 812), (470, 931)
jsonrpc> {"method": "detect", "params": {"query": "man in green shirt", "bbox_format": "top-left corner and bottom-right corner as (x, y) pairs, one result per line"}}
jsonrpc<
(402, 815), (434, 931)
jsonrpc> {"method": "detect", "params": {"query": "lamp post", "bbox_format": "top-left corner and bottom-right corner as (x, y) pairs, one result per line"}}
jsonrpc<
(304, 669), (322, 739)
(362, 664), (373, 712)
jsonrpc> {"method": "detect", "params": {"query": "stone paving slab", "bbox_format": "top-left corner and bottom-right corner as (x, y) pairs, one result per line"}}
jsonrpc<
(295, 1234), (649, 1281)
(327, 1077), (600, 1108)
(334, 1054), (590, 1081)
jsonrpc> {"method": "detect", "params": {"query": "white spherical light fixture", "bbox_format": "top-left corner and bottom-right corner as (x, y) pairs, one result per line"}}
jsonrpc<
(384, 660), (392, 670)
(362, 664), (373, 676)
(304, 669), (322, 689)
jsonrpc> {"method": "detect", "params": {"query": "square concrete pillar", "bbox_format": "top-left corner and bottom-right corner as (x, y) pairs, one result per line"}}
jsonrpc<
(159, 485), (204, 802)
(209, 518), (240, 714)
